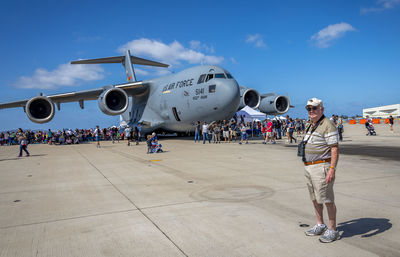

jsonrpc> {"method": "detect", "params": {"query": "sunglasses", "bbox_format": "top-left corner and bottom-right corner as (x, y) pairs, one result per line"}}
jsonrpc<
(306, 106), (318, 111)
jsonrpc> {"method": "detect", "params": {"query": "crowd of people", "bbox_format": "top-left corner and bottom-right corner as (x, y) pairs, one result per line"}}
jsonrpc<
(0, 115), (339, 148)
(194, 115), (309, 145)
(0, 124), (157, 156)
(0, 124), (144, 147)
(1, 114), (395, 158)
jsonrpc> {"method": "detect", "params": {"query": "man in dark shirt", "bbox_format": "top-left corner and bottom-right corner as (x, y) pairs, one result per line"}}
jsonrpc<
(389, 115), (394, 132)
(223, 120), (230, 143)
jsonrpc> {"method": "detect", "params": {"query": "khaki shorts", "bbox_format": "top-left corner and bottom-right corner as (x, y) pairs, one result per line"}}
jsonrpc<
(304, 162), (335, 204)
(223, 131), (229, 138)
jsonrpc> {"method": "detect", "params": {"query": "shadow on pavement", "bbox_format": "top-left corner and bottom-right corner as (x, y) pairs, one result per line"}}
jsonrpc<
(339, 145), (400, 161)
(0, 154), (47, 161)
(338, 218), (392, 238)
(283, 143), (400, 162)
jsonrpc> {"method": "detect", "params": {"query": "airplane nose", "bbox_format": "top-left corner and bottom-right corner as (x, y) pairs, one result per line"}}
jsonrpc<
(217, 80), (240, 113)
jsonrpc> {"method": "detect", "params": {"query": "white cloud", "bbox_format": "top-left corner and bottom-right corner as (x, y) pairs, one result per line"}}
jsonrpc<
(189, 40), (201, 50)
(310, 22), (356, 48)
(361, 0), (400, 14)
(118, 38), (223, 66)
(14, 63), (105, 89)
(245, 34), (267, 48)
(230, 57), (238, 64)
(134, 68), (149, 76)
(155, 69), (172, 76)
(189, 40), (215, 53)
(137, 66), (172, 77)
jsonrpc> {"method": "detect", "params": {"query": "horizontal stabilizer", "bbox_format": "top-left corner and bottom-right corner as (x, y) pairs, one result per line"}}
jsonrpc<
(71, 55), (169, 67)
(71, 56), (123, 64)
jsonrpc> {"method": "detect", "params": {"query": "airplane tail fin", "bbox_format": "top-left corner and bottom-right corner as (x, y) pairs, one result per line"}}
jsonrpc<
(71, 50), (169, 82)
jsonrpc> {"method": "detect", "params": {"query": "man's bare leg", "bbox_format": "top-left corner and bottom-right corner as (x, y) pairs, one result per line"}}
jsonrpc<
(325, 202), (337, 230)
(313, 200), (324, 225)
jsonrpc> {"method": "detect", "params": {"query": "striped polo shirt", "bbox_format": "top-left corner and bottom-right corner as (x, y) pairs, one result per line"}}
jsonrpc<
(304, 117), (338, 162)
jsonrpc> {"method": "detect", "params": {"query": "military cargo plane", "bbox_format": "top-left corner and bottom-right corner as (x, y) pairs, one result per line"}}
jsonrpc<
(0, 50), (291, 133)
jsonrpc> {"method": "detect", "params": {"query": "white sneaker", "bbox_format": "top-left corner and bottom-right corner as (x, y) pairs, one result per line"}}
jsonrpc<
(305, 224), (327, 236)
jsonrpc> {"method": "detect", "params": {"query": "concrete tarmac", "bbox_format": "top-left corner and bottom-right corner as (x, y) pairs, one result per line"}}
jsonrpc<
(0, 124), (399, 257)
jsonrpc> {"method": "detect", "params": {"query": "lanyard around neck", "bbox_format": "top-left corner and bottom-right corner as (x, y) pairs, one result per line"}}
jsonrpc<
(304, 115), (325, 143)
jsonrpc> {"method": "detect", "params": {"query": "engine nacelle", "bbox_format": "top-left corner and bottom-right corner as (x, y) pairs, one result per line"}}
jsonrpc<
(238, 87), (260, 109)
(259, 95), (290, 115)
(98, 88), (129, 116)
(26, 96), (55, 123)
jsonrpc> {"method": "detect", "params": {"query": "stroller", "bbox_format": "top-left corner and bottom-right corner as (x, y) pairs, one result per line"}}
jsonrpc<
(365, 122), (376, 136)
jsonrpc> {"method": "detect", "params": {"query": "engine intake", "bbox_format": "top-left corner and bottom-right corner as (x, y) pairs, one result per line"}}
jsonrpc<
(26, 96), (55, 123)
(239, 87), (260, 109)
(259, 95), (290, 115)
(98, 88), (129, 115)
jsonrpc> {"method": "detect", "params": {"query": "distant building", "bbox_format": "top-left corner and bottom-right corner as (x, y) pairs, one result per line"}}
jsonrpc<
(363, 104), (400, 118)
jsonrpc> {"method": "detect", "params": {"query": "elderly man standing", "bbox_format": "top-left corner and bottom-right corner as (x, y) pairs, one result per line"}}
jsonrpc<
(302, 98), (340, 243)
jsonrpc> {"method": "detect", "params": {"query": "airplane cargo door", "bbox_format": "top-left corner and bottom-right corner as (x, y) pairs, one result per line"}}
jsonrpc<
(172, 107), (181, 121)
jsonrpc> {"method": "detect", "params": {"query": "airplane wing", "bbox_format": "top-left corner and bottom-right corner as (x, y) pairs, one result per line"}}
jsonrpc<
(0, 51), (167, 124)
(0, 81), (147, 123)
(0, 81), (144, 110)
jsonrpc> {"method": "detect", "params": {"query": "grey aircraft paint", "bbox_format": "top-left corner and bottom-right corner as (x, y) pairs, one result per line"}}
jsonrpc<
(123, 65), (240, 133)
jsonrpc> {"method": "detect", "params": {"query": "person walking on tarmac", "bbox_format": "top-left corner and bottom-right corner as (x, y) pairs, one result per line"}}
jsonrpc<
(94, 125), (101, 148)
(124, 126), (132, 146)
(202, 122), (210, 144)
(389, 115), (394, 132)
(288, 118), (297, 144)
(17, 128), (30, 157)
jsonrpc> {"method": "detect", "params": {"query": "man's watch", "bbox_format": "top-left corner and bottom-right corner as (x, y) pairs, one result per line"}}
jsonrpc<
(329, 166), (336, 170)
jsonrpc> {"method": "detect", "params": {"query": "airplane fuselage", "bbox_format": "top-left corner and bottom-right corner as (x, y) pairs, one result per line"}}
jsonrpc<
(122, 65), (240, 133)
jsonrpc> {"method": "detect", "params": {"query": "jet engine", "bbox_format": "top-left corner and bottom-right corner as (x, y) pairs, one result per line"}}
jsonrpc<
(238, 87), (260, 109)
(98, 87), (129, 115)
(25, 96), (55, 124)
(258, 94), (290, 115)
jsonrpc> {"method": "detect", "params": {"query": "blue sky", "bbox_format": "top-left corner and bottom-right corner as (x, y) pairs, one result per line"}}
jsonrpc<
(1, 0), (399, 131)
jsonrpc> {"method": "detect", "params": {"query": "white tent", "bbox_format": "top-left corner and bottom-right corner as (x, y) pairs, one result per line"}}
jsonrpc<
(236, 106), (266, 123)
(119, 116), (128, 127)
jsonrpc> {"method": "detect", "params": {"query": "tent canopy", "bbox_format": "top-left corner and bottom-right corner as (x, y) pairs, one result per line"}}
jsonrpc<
(236, 106), (266, 123)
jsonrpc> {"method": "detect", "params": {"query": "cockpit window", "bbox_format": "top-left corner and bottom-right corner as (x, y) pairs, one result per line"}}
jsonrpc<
(205, 73), (214, 82)
(209, 85), (216, 93)
(226, 73), (233, 79)
(215, 73), (226, 79)
(197, 74), (206, 84)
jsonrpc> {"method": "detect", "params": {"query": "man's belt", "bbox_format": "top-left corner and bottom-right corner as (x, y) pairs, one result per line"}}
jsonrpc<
(304, 158), (331, 166)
